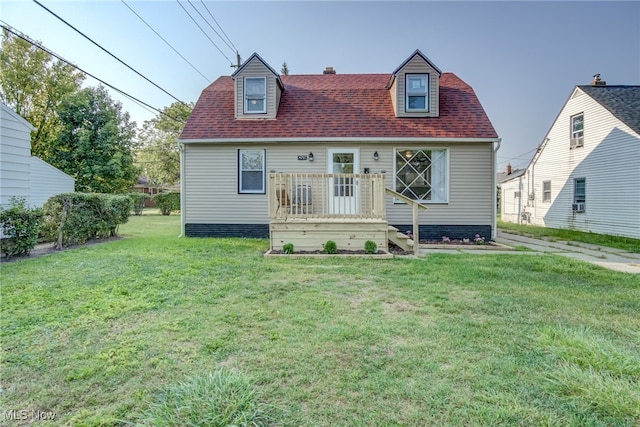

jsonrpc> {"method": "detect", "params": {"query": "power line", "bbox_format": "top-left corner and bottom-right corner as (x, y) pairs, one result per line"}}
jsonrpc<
(32, 0), (188, 107)
(186, 0), (234, 54)
(0, 23), (184, 124)
(175, 0), (234, 66)
(498, 147), (538, 166)
(199, 0), (237, 53)
(120, 0), (209, 83)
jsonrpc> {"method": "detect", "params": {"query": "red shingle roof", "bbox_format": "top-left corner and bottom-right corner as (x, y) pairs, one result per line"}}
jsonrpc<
(180, 73), (498, 141)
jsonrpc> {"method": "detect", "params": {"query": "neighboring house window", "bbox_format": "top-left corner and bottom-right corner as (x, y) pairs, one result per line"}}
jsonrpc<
(570, 113), (584, 148)
(244, 77), (266, 114)
(405, 74), (428, 111)
(542, 181), (551, 202)
(573, 178), (586, 212)
(395, 149), (447, 202)
(238, 149), (265, 193)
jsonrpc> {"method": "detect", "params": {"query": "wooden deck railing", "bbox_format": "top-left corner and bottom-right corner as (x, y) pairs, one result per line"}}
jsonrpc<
(268, 173), (386, 220)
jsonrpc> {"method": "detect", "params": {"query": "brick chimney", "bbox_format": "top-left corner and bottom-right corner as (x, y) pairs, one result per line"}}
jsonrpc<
(591, 74), (606, 86)
(323, 66), (336, 75)
(506, 163), (512, 175)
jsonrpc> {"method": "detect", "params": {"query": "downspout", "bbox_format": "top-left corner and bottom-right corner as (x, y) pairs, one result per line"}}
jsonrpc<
(178, 140), (185, 237)
(492, 138), (502, 240)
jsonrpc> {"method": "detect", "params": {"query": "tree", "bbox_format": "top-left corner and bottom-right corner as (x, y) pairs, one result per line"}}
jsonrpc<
(0, 29), (84, 157)
(135, 102), (192, 189)
(49, 86), (139, 193)
(281, 61), (289, 75)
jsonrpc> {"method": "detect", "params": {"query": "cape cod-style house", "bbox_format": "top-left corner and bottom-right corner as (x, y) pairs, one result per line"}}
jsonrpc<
(179, 50), (500, 252)
(500, 77), (640, 239)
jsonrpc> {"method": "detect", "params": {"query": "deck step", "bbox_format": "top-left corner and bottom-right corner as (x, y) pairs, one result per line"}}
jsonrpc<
(387, 226), (414, 251)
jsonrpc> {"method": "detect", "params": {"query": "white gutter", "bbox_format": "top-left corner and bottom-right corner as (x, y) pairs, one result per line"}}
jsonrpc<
(178, 140), (185, 237)
(492, 138), (502, 240)
(179, 137), (501, 144)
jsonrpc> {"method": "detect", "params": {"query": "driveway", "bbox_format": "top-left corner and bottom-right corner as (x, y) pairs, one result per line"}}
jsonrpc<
(496, 230), (640, 274)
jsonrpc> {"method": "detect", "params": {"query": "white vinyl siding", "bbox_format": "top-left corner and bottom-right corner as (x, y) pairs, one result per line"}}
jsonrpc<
(1, 104), (33, 207)
(29, 157), (75, 207)
(500, 87), (640, 239)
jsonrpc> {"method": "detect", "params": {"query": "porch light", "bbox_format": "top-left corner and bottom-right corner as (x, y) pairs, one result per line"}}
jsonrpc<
(373, 151), (379, 161)
(308, 152), (314, 162)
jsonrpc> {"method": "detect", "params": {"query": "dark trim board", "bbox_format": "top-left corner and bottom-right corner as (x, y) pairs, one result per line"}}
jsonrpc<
(391, 224), (492, 241)
(185, 223), (269, 238)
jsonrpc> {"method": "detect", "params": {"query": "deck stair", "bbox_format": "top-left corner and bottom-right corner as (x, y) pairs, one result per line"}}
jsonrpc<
(388, 225), (414, 252)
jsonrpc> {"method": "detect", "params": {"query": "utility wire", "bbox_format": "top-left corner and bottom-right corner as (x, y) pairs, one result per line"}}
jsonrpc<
(120, 0), (209, 83)
(186, 0), (234, 54)
(0, 23), (184, 124)
(175, 0), (234, 66)
(32, 0), (188, 106)
(199, 0), (237, 53)
(498, 147), (538, 166)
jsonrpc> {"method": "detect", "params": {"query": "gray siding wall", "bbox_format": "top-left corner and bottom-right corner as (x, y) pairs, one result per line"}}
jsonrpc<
(513, 88), (640, 239)
(234, 58), (281, 119)
(29, 157), (75, 207)
(1, 105), (32, 207)
(394, 56), (439, 117)
(184, 142), (494, 228)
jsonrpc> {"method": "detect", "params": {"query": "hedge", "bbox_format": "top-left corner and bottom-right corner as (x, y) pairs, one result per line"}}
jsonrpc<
(0, 197), (43, 258)
(153, 192), (180, 216)
(128, 192), (151, 215)
(42, 193), (132, 249)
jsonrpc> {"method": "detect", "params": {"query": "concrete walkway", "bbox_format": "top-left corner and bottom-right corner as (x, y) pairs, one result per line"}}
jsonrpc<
(495, 231), (640, 274)
(417, 231), (640, 274)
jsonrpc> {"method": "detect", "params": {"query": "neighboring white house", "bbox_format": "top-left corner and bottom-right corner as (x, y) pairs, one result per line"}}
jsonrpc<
(1, 102), (74, 208)
(500, 78), (640, 239)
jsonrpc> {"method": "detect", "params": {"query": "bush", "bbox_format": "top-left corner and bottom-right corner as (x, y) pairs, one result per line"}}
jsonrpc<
(153, 192), (180, 216)
(129, 192), (150, 215)
(282, 243), (294, 254)
(364, 240), (378, 254)
(323, 240), (338, 254)
(0, 197), (43, 258)
(41, 193), (131, 249)
(141, 369), (275, 427)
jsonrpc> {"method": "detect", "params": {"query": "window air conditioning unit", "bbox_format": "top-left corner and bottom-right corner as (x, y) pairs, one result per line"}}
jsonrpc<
(572, 202), (586, 213)
(570, 138), (584, 149)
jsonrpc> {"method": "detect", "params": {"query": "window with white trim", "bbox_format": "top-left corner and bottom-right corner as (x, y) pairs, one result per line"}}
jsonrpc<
(573, 178), (586, 212)
(570, 113), (584, 148)
(238, 149), (265, 193)
(405, 74), (429, 111)
(244, 77), (266, 114)
(542, 180), (551, 202)
(395, 149), (447, 203)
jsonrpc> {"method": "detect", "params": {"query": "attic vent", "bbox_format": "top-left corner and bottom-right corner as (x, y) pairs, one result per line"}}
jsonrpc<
(323, 66), (336, 75)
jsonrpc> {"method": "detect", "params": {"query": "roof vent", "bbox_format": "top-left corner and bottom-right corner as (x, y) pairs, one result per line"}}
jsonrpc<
(591, 74), (606, 86)
(323, 66), (336, 75)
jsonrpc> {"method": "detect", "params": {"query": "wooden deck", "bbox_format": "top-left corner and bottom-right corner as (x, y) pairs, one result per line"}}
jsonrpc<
(267, 173), (426, 253)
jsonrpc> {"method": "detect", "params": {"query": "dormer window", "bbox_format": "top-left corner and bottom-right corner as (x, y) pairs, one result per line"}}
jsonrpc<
(406, 74), (429, 111)
(244, 77), (266, 114)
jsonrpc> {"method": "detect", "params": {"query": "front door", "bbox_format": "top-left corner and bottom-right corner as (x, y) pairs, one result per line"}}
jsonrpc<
(328, 148), (359, 214)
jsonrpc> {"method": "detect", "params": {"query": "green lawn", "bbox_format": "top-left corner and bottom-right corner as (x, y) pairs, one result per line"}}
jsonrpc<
(498, 219), (640, 253)
(1, 214), (639, 426)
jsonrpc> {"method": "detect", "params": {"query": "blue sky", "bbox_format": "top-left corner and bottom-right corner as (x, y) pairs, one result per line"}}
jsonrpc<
(2, 1), (639, 169)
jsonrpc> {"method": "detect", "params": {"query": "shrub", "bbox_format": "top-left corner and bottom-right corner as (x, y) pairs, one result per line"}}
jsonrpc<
(0, 197), (43, 258)
(141, 369), (275, 427)
(323, 240), (338, 254)
(41, 193), (131, 249)
(129, 192), (150, 215)
(364, 240), (377, 254)
(282, 243), (294, 254)
(153, 192), (180, 216)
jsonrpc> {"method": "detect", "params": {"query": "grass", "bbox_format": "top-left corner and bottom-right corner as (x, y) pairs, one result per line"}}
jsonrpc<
(1, 213), (639, 426)
(498, 219), (640, 253)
